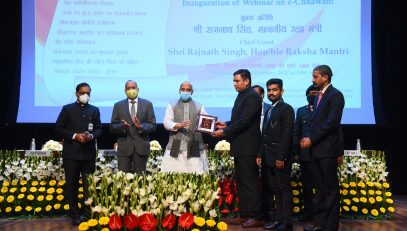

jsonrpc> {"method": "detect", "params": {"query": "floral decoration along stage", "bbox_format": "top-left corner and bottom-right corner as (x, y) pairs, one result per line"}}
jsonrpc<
(0, 140), (396, 230)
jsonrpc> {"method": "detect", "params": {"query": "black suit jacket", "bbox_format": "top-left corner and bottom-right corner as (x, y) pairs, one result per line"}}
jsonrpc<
(293, 105), (313, 161)
(224, 87), (262, 157)
(55, 102), (102, 160)
(260, 99), (295, 167)
(306, 85), (345, 158)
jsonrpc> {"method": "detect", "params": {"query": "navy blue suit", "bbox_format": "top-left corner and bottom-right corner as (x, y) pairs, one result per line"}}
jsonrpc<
(306, 84), (344, 231)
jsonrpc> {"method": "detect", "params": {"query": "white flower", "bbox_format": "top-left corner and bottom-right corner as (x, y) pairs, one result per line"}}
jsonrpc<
(214, 140), (230, 151)
(150, 140), (162, 151)
(41, 140), (63, 151)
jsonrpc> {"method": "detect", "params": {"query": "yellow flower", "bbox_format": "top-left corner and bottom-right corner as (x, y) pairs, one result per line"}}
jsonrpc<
(40, 181), (47, 186)
(0, 196), (4, 203)
(351, 206), (358, 212)
(375, 182), (382, 189)
(25, 206), (33, 212)
(383, 182), (390, 189)
(298, 182), (303, 187)
(1, 187), (8, 193)
(360, 197), (367, 203)
(342, 206), (349, 212)
(293, 190), (299, 196)
(54, 204), (61, 210)
(7, 195), (15, 203)
(38, 187), (46, 192)
(78, 203), (82, 208)
(380, 207), (386, 213)
(341, 189), (348, 196)
(11, 180), (18, 186)
(34, 207), (42, 213)
(31, 181), (39, 186)
(45, 205), (52, 212)
(293, 197), (300, 204)
(293, 206), (300, 213)
(385, 191), (392, 197)
(376, 196), (383, 202)
(49, 180), (57, 186)
(368, 190), (374, 195)
(367, 181), (374, 187)
(350, 190), (357, 195)
(87, 219), (98, 227)
(15, 206), (22, 212)
(191, 229), (199, 231)
(375, 190), (382, 195)
(98, 216), (110, 225)
(30, 187), (37, 193)
(56, 188), (64, 194)
(352, 197), (359, 203)
(386, 198), (393, 204)
(342, 183), (349, 188)
(2, 181), (10, 187)
(362, 208), (368, 214)
(343, 199), (351, 206)
(64, 204), (70, 210)
(37, 195), (44, 202)
(369, 197), (375, 204)
(388, 207), (395, 212)
(217, 221), (228, 231)
(360, 190), (366, 195)
(47, 187), (55, 194)
(27, 194), (35, 201)
(58, 180), (65, 186)
(20, 180), (28, 186)
(18, 194), (25, 200)
(206, 219), (216, 227)
(371, 209), (379, 216)
(78, 222), (89, 231)
(10, 187), (17, 193)
(357, 182), (366, 188)
(79, 187), (84, 192)
(349, 182), (356, 187)
(20, 187), (27, 193)
(6, 207), (12, 213)
(101, 228), (109, 231)
(57, 195), (64, 201)
(46, 195), (53, 201)
(78, 194), (84, 199)
(291, 181), (298, 187)
(194, 217), (206, 227)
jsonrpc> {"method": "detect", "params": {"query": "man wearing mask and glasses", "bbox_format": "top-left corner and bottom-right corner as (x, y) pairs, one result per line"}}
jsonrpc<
(110, 80), (157, 174)
(55, 82), (102, 225)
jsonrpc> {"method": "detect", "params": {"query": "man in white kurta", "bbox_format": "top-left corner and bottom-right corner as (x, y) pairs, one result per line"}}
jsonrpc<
(160, 81), (209, 174)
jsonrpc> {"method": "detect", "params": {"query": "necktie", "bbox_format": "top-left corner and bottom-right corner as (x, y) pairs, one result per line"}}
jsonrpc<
(130, 100), (136, 123)
(316, 91), (323, 107)
(262, 105), (273, 133)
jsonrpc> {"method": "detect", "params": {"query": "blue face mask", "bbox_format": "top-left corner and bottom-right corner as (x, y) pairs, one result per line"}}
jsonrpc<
(180, 92), (192, 102)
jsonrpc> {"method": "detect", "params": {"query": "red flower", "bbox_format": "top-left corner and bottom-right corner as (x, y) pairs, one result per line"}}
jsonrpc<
(233, 178), (238, 194)
(218, 196), (223, 206)
(232, 207), (240, 212)
(109, 214), (123, 231)
(161, 213), (177, 230)
(221, 209), (230, 214)
(225, 193), (234, 204)
(124, 213), (139, 230)
(178, 212), (194, 230)
(222, 178), (232, 194)
(139, 213), (158, 231)
(235, 195), (239, 203)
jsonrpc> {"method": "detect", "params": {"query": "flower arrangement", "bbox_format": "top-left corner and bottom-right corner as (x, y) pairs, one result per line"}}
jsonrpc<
(41, 140), (63, 152)
(214, 140), (230, 153)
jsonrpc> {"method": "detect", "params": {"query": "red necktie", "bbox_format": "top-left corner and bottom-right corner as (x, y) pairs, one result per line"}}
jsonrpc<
(317, 91), (323, 107)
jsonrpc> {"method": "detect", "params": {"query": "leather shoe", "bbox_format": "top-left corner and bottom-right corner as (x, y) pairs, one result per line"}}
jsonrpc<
(227, 217), (249, 225)
(275, 223), (293, 231)
(263, 221), (280, 230)
(242, 218), (265, 228)
(304, 225), (323, 231)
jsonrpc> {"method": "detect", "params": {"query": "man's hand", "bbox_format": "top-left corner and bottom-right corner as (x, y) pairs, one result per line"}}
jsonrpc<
(256, 157), (262, 167)
(211, 129), (225, 138)
(133, 116), (141, 129)
(173, 120), (191, 130)
(275, 160), (285, 170)
(75, 133), (87, 143)
(215, 121), (227, 129)
(300, 137), (312, 149)
(122, 120), (130, 129)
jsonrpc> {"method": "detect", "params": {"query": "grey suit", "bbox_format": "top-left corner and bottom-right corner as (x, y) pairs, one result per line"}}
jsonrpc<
(110, 98), (156, 173)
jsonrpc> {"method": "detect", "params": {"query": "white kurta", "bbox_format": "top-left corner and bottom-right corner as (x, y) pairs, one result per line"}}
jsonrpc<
(160, 103), (209, 174)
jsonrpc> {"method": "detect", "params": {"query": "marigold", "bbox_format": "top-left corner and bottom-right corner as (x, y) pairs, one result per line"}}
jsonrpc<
(40, 181), (47, 186)
(20, 180), (27, 185)
(54, 204), (61, 210)
(1, 187), (8, 193)
(30, 187), (37, 193)
(10, 187), (17, 193)
(37, 195), (44, 201)
(367, 181), (374, 187)
(7, 195), (14, 203)
(290, 181), (298, 187)
(101, 228), (109, 231)
(351, 206), (358, 212)
(375, 190), (382, 195)
(99, 216), (110, 225)
(64, 204), (70, 210)
(87, 219), (98, 227)
(293, 197), (300, 204)
(293, 206), (300, 213)
(371, 209), (379, 216)
(383, 182), (390, 188)
(217, 221), (228, 231)
(380, 207), (386, 213)
(25, 206), (33, 212)
(358, 182), (365, 187)
(20, 187), (27, 193)
(368, 190), (375, 195)
(15, 206), (22, 212)
(194, 217), (206, 227)
(352, 197), (359, 203)
(78, 194), (84, 199)
(27, 194), (35, 200)
(47, 187), (55, 194)
(350, 190), (357, 195)
(375, 182), (382, 189)
(360, 197), (367, 203)
(388, 207), (395, 212)
(31, 181), (39, 186)
(79, 187), (84, 192)
(343, 199), (351, 205)
(18, 194), (25, 200)
(2, 181), (10, 187)
(369, 197), (375, 204)
(342, 183), (349, 188)
(386, 198), (393, 204)
(46, 195), (53, 201)
(45, 205), (52, 212)
(58, 180), (65, 186)
(49, 180), (57, 186)
(362, 208), (368, 214)
(0, 196), (4, 203)
(38, 187), (46, 192)
(349, 182), (356, 187)
(292, 190), (299, 196)
(34, 207), (42, 213)
(342, 206), (349, 212)
(5, 207), (12, 213)
(11, 180), (18, 186)
(341, 189), (348, 195)
(385, 191), (392, 197)
(56, 188), (64, 194)
(78, 222), (89, 231)
(191, 229), (199, 231)
(360, 190), (366, 195)
(376, 196), (383, 202)
(57, 195), (64, 201)
(206, 219), (216, 227)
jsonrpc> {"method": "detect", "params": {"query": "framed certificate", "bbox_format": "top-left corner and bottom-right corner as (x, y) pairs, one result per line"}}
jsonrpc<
(196, 114), (217, 133)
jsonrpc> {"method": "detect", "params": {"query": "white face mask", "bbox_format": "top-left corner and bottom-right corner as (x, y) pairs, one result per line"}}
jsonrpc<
(79, 94), (90, 104)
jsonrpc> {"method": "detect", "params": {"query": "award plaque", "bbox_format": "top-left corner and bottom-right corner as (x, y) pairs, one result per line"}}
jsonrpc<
(196, 114), (217, 133)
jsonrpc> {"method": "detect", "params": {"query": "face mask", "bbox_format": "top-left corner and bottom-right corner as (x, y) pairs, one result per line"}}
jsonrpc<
(78, 94), (90, 104)
(180, 92), (192, 102)
(126, 89), (138, 99)
(307, 95), (316, 105)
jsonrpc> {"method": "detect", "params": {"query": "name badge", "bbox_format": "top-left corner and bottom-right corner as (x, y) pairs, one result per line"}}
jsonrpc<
(88, 123), (93, 131)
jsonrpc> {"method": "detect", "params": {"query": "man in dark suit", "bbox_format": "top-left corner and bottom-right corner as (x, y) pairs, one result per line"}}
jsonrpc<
(301, 65), (345, 231)
(110, 80), (156, 174)
(212, 69), (264, 228)
(293, 85), (318, 222)
(253, 85), (272, 134)
(55, 82), (102, 225)
(258, 79), (294, 231)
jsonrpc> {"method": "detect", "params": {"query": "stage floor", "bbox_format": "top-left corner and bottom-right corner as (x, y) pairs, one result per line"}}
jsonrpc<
(1, 195), (406, 231)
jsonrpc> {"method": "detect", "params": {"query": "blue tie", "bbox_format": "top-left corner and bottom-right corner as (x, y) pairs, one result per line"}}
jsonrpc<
(262, 105), (273, 133)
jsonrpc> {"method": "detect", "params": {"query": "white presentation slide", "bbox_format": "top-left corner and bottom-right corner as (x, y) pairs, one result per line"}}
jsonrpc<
(18, 0), (374, 124)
